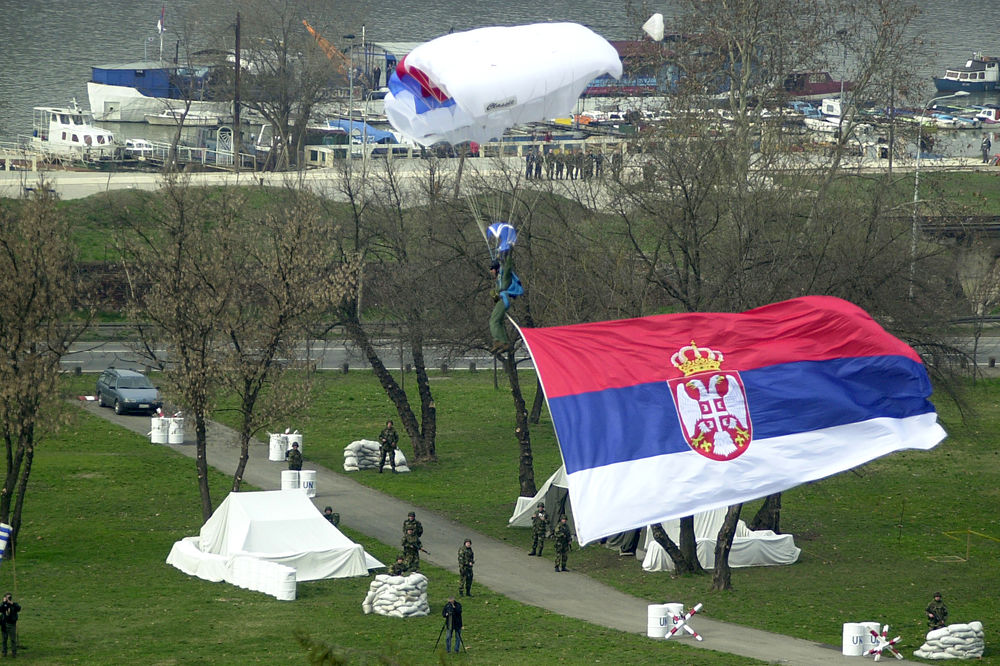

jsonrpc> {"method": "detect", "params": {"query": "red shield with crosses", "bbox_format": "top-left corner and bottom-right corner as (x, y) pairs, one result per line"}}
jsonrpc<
(668, 342), (753, 461)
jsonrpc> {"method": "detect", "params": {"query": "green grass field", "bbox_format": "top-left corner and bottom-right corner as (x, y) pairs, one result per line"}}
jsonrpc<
(2, 376), (758, 664)
(203, 369), (1000, 662)
(15, 369), (1000, 663)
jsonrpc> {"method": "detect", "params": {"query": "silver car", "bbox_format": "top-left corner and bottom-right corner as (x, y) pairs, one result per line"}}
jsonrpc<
(96, 368), (162, 415)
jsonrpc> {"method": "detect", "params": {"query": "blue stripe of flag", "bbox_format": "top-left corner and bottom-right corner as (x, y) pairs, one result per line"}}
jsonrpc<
(549, 355), (936, 474)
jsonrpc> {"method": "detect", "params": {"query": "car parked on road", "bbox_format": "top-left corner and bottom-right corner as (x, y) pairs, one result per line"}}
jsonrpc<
(96, 368), (162, 415)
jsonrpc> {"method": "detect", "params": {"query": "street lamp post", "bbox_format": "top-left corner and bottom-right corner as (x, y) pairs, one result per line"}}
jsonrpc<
(910, 90), (970, 298)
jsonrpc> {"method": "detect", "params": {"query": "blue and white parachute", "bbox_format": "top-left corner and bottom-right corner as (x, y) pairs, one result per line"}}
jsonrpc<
(488, 222), (518, 254)
(384, 22), (623, 146)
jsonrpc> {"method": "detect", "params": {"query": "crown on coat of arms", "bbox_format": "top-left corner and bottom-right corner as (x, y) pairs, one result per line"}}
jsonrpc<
(671, 341), (723, 376)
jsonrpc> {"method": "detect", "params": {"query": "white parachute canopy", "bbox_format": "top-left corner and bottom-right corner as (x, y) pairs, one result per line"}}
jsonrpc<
(384, 22), (623, 146)
(642, 13), (665, 42)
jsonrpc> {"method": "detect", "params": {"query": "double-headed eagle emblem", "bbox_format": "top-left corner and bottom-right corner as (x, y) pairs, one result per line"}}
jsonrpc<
(668, 341), (752, 461)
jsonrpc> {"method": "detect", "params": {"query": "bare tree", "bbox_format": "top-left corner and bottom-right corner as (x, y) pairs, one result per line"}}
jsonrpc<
(325, 160), (444, 462)
(218, 185), (359, 490)
(600, 0), (933, 588)
(234, 0), (352, 170)
(119, 176), (244, 520)
(0, 184), (92, 555)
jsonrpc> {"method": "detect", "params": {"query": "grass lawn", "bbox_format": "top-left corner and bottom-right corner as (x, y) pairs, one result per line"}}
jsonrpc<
(2, 381), (756, 664)
(197, 369), (1000, 663)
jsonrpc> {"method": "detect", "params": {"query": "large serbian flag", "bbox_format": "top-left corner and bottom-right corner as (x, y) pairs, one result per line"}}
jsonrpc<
(518, 296), (946, 544)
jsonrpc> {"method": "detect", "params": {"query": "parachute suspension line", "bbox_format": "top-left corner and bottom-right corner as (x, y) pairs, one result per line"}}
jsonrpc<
(466, 194), (494, 260)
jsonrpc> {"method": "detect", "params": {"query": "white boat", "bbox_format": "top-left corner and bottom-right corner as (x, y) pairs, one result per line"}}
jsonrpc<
(144, 109), (223, 126)
(30, 101), (120, 160)
(88, 60), (230, 122)
(974, 106), (1000, 123)
(803, 116), (840, 133)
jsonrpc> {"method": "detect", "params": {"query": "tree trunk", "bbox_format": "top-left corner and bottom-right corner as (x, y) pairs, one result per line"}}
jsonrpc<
(749, 493), (782, 532)
(195, 410), (213, 522)
(650, 523), (698, 573)
(678, 516), (705, 574)
(6, 439), (34, 559)
(502, 352), (536, 497)
(711, 504), (743, 591)
(529, 376), (545, 424)
(232, 404), (252, 493)
(342, 314), (428, 460)
(409, 323), (437, 461)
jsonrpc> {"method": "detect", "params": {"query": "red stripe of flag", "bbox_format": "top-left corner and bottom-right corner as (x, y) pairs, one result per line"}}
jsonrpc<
(520, 296), (922, 399)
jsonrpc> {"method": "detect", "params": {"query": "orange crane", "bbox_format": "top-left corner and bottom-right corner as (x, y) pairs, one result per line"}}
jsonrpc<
(302, 20), (349, 76)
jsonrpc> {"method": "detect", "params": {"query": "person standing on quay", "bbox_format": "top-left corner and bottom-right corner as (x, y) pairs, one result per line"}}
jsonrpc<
(981, 134), (992, 164)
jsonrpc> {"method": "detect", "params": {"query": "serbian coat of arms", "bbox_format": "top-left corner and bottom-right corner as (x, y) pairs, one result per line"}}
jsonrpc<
(667, 341), (753, 461)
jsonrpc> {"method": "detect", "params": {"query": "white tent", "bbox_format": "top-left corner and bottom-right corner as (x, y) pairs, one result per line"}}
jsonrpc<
(641, 508), (800, 571)
(167, 490), (383, 592)
(508, 465), (571, 527)
(509, 466), (799, 569)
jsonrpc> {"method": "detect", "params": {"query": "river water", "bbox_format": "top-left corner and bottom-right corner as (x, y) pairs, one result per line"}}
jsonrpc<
(0, 0), (995, 147)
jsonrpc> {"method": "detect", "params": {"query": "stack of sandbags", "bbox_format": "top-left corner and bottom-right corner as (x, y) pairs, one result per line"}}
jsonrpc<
(914, 622), (985, 660)
(362, 572), (429, 617)
(343, 439), (410, 473)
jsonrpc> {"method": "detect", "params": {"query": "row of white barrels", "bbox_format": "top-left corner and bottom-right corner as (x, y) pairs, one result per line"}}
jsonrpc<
(841, 622), (883, 656)
(280, 470), (316, 498)
(268, 432), (304, 461)
(647, 603), (687, 638)
(150, 417), (184, 444)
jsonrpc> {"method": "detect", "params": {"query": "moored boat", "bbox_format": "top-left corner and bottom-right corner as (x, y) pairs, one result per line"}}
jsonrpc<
(782, 71), (853, 101)
(144, 109), (224, 126)
(29, 101), (120, 161)
(88, 60), (230, 122)
(933, 52), (1000, 92)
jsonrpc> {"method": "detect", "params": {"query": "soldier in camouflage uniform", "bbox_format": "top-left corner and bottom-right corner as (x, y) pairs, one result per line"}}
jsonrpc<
(403, 511), (423, 539)
(529, 502), (549, 556)
(286, 442), (303, 470)
(402, 527), (422, 571)
(926, 592), (948, 630)
(553, 515), (571, 572)
(390, 555), (408, 576)
(458, 538), (475, 597)
(378, 420), (399, 473)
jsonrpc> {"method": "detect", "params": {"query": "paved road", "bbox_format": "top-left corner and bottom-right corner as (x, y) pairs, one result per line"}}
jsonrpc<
(60, 339), (510, 374)
(75, 400), (899, 664)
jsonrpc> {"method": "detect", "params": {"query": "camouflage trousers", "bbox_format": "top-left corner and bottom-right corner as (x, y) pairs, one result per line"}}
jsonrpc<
(459, 566), (473, 595)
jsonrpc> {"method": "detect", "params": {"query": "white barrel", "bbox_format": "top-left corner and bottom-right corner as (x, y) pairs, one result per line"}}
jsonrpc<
(860, 622), (881, 654)
(150, 417), (169, 444)
(299, 470), (316, 498)
(664, 603), (685, 636)
(287, 432), (303, 454)
(268, 434), (286, 462)
(842, 622), (866, 656)
(280, 470), (300, 492)
(167, 417), (184, 444)
(647, 604), (670, 638)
